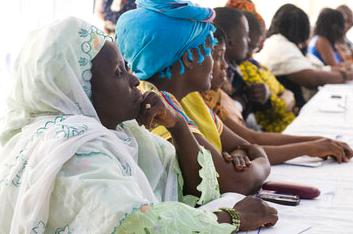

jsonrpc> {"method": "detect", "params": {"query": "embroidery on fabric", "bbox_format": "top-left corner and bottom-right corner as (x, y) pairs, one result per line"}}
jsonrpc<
(55, 124), (88, 139)
(121, 163), (132, 176)
(0, 150), (27, 187)
(0, 115), (84, 188)
(11, 151), (27, 186)
(31, 221), (46, 234)
(78, 26), (112, 98)
(35, 115), (67, 137)
(55, 225), (71, 234)
(75, 151), (113, 159)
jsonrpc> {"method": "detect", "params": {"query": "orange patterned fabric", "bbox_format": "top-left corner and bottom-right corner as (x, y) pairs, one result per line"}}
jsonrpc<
(226, 0), (265, 27)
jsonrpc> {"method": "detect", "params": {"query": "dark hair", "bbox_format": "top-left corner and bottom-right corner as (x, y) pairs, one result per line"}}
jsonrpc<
(213, 25), (226, 44)
(314, 8), (345, 45)
(214, 7), (244, 43)
(267, 4), (310, 45)
(243, 11), (262, 39)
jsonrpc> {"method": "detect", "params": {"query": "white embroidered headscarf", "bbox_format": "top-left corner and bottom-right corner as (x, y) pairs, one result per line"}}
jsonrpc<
(0, 17), (109, 144)
(0, 17), (164, 233)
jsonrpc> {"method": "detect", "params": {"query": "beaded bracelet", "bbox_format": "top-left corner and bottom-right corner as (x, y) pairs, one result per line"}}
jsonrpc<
(219, 207), (241, 232)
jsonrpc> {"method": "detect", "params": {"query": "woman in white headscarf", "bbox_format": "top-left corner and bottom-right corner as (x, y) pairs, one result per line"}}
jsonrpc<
(0, 17), (277, 233)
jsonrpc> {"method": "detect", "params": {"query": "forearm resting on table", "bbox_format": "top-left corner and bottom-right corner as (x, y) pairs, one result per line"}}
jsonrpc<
(195, 133), (270, 195)
(223, 116), (321, 146)
(287, 69), (345, 89)
(264, 142), (314, 165)
(116, 202), (235, 233)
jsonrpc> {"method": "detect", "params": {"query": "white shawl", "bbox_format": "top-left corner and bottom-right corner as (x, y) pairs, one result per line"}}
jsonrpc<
(0, 17), (177, 233)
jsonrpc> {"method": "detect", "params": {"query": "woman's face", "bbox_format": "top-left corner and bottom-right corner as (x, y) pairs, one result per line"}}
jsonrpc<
(211, 41), (228, 90)
(91, 41), (143, 129)
(246, 30), (261, 60)
(187, 40), (214, 92)
(226, 15), (250, 64)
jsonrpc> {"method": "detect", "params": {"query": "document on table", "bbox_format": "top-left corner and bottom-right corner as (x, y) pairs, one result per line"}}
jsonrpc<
(284, 156), (335, 168)
(239, 220), (311, 234)
(318, 93), (347, 113)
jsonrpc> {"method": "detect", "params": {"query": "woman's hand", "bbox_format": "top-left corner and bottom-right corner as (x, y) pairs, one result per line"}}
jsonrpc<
(233, 196), (278, 231)
(235, 144), (268, 161)
(307, 138), (353, 163)
(280, 89), (296, 112)
(247, 83), (271, 105)
(136, 91), (180, 129)
(223, 150), (252, 171)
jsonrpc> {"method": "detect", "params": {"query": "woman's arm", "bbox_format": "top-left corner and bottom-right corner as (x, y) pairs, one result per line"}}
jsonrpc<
(263, 138), (353, 165)
(169, 120), (270, 195)
(118, 197), (278, 233)
(223, 116), (321, 145)
(138, 92), (213, 199)
(197, 130), (270, 195)
(286, 69), (351, 89)
(316, 36), (340, 66)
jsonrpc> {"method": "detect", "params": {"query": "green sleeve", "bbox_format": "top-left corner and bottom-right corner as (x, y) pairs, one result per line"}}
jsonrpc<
(114, 201), (235, 234)
(177, 147), (221, 207)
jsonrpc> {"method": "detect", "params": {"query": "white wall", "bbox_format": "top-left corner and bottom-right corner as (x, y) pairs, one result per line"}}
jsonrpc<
(0, 0), (95, 112)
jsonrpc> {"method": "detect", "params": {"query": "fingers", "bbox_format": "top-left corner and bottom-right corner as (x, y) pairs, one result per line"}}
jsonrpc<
(229, 153), (245, 171)
(247, 84), (270, 104)
(338, 142), (353, 160)
(331, 141), (349, 163)
(222, 152), (233, 162)
(244, 155), (252, 166)
(223, 151), (251, 171)
(236, 144), (266, 160)
(263, 204), (278, 226)
(233, 156), (243, 171)
(264, 214), (279, 227)
(137, 92), (163, 128)
(331, 144), (344, 163)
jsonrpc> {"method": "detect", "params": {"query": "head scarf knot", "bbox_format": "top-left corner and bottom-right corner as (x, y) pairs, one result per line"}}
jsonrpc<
(116, 0), (216, 80)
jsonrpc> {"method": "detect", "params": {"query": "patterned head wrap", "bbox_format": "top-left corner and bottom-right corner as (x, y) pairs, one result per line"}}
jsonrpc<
(226, 0), (265, 28)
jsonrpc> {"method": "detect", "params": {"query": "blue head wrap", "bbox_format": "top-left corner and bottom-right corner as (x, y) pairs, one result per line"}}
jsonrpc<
(115, 0), (217, 80)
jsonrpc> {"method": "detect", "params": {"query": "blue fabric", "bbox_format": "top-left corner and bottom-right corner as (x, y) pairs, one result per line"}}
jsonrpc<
(308, 36), (343, 65)
(115, 0), (215, 80)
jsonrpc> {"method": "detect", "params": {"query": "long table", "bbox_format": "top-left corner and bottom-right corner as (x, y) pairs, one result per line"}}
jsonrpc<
(252, 82), (353, 234)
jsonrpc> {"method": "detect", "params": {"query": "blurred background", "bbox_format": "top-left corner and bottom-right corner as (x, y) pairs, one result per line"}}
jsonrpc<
(0, 0), (352, 112)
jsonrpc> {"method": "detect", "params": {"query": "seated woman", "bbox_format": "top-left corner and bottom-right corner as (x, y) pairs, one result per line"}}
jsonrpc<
(216, 5), (297, 132)
(0, 17), (278, 233)
(116, 0), (272, 195)
(308, 8), (347, 67)
(336, 5), (353, 63)
(255, 4), (353, 109)
(213, 7), (272, 128)
(200, 21), (353, 165)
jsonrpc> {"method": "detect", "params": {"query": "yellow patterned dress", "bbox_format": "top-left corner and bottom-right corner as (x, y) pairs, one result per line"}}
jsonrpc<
(239, 59), (296, 132)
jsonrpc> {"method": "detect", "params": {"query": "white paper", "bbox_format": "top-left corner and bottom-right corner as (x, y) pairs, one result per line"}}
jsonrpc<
(284, 156), (335, 168)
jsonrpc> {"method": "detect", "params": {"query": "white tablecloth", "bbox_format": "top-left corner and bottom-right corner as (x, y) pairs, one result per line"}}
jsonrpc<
(243, 82), (353, 234)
